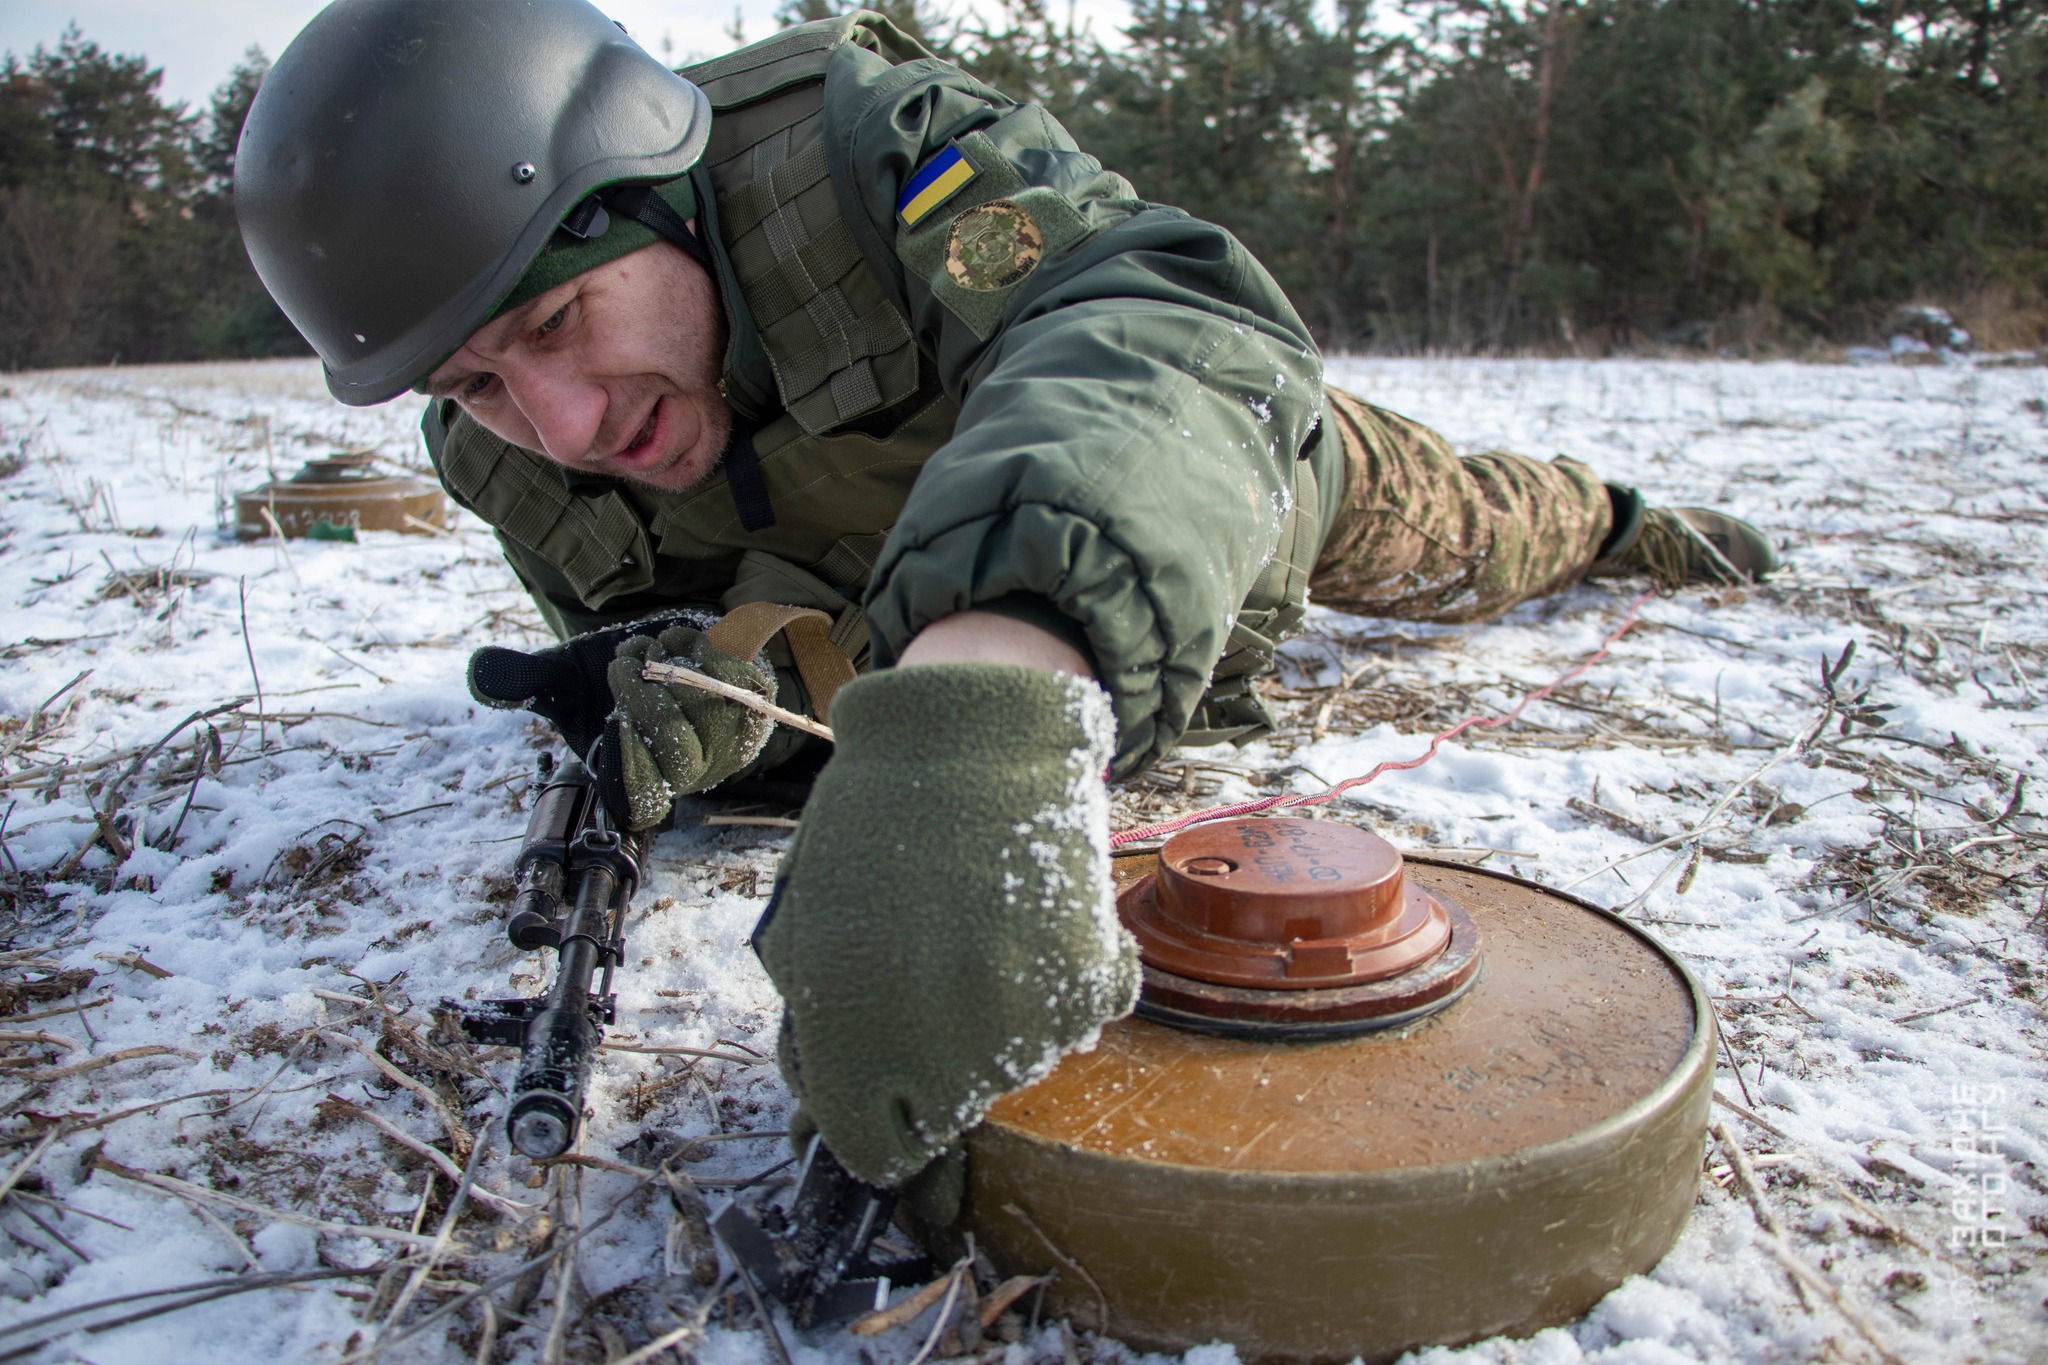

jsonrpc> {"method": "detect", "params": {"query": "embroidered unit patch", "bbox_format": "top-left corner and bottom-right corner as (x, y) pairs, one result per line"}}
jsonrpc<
(897, 144), (977, 228)
(944, 201), (1043, 292)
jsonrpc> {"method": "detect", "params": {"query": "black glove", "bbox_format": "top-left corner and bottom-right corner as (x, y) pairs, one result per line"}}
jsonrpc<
(468, 612), (716, 756)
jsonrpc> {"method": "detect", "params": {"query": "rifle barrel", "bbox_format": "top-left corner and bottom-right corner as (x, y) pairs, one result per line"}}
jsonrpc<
(477, 756), (644, 1160)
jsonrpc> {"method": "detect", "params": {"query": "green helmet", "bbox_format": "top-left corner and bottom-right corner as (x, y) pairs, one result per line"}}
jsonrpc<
(235, 0), (712, 406)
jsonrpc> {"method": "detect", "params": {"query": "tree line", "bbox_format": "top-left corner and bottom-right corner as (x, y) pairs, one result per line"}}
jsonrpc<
(0, 30), (287, 371)
(1, 1), (2040, 372)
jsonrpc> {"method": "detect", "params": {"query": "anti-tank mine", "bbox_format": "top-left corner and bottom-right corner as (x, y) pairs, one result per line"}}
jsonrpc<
(947, 816), (1714, 1363)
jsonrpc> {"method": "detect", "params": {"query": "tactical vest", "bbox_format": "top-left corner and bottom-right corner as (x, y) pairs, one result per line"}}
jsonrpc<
(429, 13), (1320, 751)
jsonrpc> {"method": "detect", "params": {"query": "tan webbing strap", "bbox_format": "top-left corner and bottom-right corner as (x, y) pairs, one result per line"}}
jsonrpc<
(704, 601), (858, 723)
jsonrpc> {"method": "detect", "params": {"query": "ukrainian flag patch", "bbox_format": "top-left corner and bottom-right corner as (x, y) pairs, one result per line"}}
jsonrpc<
(897, 144), (977, 229)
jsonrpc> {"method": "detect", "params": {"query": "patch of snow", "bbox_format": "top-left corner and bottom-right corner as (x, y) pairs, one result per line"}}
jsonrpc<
(0, 356), (2041, 1363)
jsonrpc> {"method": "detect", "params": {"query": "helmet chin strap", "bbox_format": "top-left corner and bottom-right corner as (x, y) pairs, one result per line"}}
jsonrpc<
(600, 183), (717, 278)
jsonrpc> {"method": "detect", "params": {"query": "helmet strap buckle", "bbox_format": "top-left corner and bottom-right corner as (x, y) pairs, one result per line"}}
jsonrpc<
(559, 194), (613, 241)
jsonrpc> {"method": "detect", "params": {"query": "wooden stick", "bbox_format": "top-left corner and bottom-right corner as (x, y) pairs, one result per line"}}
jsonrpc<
(640, 661), (835, 742)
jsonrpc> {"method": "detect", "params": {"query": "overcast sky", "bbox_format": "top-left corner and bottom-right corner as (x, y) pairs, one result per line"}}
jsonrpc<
(0, 0), (845, 112)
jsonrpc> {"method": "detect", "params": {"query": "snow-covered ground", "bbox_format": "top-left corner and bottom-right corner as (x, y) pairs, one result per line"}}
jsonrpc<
(0, 356), (2042, 1364)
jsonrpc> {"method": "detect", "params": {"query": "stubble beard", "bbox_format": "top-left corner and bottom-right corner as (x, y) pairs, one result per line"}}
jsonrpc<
(615, 386), (734, 494)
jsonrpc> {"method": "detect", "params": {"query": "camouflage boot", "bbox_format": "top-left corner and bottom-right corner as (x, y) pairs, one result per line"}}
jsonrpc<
(1588, 487), (1778, 589)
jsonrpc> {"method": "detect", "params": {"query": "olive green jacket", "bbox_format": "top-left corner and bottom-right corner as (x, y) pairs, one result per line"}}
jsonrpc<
(424, 14), (1332, 777)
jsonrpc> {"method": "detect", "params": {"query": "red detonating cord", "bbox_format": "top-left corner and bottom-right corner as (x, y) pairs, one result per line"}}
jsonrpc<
(1109, 592), (1658, 848)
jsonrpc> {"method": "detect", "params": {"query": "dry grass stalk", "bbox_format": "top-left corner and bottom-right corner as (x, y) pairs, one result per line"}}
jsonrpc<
(851, 1266), (962, 1336)
(1578, 692), (1838, 914)
(0, 1028), (80, 1052)
(905, 1257), (973, 1365)
(90, 1152), (450, 1250)
(599, 1039), (767, 1066)
(318, 1094), (531, 1218)
(1712, 1123), (1905, 1364)
(319, 1028), (474, 1159)
(0, 1127), (60, 1205)
(22, 1043), (192, 1083)
(367, 1129), (496, 1357)
(1004, 1201), (1109, 1331)
(540, 1163), (584, 1365)
(46, 699), (251, 876)
(0, 1266), (389, 1356)
(0, 1088), (241, 1152)
(187, 1197), (262, 1271)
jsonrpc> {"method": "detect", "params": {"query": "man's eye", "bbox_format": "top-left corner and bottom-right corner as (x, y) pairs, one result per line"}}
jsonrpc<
(463, 373), (495, 398)
(538, 305), (568, 335)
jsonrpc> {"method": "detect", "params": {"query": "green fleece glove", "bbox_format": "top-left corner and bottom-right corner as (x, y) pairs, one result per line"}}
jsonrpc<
(754, 664), (1140, 1188)
(598, 627), (777, 830)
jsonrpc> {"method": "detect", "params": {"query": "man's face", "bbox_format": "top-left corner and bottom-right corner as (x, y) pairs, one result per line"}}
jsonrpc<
(424, 238), (730, 493)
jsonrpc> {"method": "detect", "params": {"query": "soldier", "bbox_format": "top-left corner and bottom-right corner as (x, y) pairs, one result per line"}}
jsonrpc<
(235, 0), (1772, 1204)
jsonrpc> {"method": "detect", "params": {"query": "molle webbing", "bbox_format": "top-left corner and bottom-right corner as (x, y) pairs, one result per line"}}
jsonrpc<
(432, 406), (654, 606)
(689, 24), (922, 439)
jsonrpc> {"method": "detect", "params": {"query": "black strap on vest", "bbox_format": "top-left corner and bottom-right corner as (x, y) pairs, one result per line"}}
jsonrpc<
(603, 182), (773, 531)
(722, 418), (776, 532)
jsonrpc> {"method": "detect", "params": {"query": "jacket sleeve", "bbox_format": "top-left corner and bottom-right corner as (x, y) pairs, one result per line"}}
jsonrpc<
(822, 45), (1324, 776)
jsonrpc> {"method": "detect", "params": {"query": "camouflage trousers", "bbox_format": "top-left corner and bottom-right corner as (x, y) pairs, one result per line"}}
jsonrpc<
(1309, 387), (1613, 625)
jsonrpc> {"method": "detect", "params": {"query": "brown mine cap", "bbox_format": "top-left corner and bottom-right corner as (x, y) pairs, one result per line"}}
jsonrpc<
(291, 451), (382, 481)
(1122, 818), (1453, 989)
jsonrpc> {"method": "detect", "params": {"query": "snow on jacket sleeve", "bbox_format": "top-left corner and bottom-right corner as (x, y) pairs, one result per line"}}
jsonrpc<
(821, 45), (1325, 777)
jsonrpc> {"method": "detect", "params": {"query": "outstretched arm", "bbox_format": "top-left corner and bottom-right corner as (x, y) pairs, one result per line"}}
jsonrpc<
(824, 42), (1324, 776)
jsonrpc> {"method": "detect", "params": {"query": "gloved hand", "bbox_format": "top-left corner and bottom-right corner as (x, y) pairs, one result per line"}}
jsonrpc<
(468, 612), (777, 828)
(754, 663), (1140, 1189)
(595, 628), (776, 829)
(469, 614), (700, 756)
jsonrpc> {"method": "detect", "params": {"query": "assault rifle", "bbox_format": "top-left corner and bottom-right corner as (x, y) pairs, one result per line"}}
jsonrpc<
(443, 752), (643, 1159)
(441, 751), (924, 1320)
